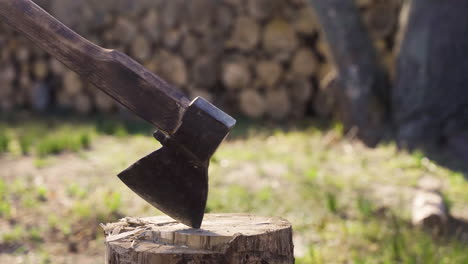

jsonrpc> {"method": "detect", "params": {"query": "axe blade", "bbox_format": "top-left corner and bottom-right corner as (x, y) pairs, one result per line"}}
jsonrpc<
(118, 146), (208, 229)
(117, 97), (235, 229)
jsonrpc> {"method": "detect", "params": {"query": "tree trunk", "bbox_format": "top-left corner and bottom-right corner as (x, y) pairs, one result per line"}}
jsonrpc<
(394, 0), (468, 163)
(102, 214), (294, 264)
(307, 0), (390, 146)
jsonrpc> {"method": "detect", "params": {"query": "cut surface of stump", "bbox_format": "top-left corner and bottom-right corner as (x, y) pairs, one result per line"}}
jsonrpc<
(103, 214), (294, 264)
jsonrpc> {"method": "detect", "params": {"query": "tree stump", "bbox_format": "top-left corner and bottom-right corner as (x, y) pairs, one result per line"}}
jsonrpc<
(102, 214), (294, 264)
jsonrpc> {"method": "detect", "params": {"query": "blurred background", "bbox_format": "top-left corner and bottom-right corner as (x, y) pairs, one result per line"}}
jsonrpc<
(0, 0), (467, 263)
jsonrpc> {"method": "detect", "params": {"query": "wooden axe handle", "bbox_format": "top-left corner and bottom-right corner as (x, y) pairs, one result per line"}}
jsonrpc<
(0, 0), (190, 133)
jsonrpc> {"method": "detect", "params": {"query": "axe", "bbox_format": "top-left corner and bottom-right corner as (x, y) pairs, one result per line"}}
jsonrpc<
(0, 0), (236, 228)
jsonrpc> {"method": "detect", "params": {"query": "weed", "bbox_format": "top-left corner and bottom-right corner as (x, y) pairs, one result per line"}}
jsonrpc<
(36, 131), (92, 157)
(0, 130), (9, 153)
(332, 122), (344, 136)
(325, 192), (338, 214)
(36, 137), (67, 157)
(47, 215), (60, 230)
(28, 228), (43, 243)
(0, 179), (11, 218)
(59, 222), (72, 237)
(114, 125), (128, 137)
(40, 251), (52, 264)
(357, 195), (374, 219)
(22, 194), (39, 208)
(256, 187), (273, 203)
(2, 226), (25, 244)
(36, 186), (48, 202)
(72, 201), (92, 219)
(412, 150), (426, 168)
(66, 183), (87, 199)
(34, 158), (52, 168)
(306, 168), (318, 182)
(297, 247), (325, 264)
(104, 191), (122, 214)
(18, 134), (33, 155)
(79, 132), (91, 148)
(96, 119), (128, 137)
(0, 201), (10, 218)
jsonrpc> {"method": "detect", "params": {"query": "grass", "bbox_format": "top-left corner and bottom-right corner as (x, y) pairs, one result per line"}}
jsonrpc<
(36, 131), (91, 157)
(0, 112), (151, 159)
(0, 115), (467, 263)
(0, 129), (10, 153)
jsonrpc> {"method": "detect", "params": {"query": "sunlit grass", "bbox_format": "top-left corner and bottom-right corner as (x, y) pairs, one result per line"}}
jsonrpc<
(0, 115), (467, 262)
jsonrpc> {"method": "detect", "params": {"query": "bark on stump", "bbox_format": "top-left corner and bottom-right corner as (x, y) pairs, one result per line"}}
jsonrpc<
(102, 214), (294, 264)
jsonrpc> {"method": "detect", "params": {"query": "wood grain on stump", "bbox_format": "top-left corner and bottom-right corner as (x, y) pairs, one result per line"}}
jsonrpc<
(103, 214), (294, 264)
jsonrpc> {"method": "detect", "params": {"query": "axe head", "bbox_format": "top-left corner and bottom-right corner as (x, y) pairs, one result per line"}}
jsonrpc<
(118, 97), (236, 228)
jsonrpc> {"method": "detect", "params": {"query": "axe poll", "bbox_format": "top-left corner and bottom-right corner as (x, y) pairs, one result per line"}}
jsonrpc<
(0, 0), (236, 228)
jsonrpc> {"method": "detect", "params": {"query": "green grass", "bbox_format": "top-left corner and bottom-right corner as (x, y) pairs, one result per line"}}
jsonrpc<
(0, 113), (148, 159)
(0, 179), (11, 218)
(36, 131), (91, 157)
(0, 115), (467, 262)
(0, 129), (10, 153)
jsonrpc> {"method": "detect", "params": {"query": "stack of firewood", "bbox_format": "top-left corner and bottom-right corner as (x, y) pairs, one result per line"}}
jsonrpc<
(0, 0), (401, 120)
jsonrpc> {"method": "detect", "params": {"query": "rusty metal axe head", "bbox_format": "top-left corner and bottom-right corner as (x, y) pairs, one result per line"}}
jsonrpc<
(117, 97), (235, 228)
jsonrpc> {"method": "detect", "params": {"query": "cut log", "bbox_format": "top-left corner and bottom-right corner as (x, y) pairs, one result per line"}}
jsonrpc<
(63, 70), (83, 96)
(95, 89), (116, 113)
(56, 89), (73, 109)
(227, 16), (260, 51)
(157, 51), (188, 87)
(255, 60), (283, 87)
(314, 70), (338, 119)
(161, 0), (184, 29)
(292, 6), (318, 35)
(0, 84), (13, 111)
(29, 82), (50, 111)
(215, 4), (235, 34)
(287, 77), (314, 118)
(222, 59), (251, 91)
(266, 88), (291, 120)
(142, 10), (161, 42)
(103, 214), (294, 264)
(191, 56), (218, 88)
(131, 36), (151, 62)
(287, 77), (314, 104)
(291, 47), (318, 78)
(0, 63), (15, 85)
(33, 58), (49, 80)
(355, 0), (373, 9)
(0, 82), (12, 98)
(239, 89), (266, 118)
(247, 0), (279, 21)
(163, 27), (185, 50)
(189, 88), (214, 102)
(412, 188), (448, 233)
(74, 93), (92, 114)
(181, 34), (201, 61)
(16, 45), (30, 62)
(113, 17), (138, 45)
(50, 58), (65, 75)
(186, 0), (215, 34)
(412, 177), (448, 233)
(263, 18), (299, 62)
